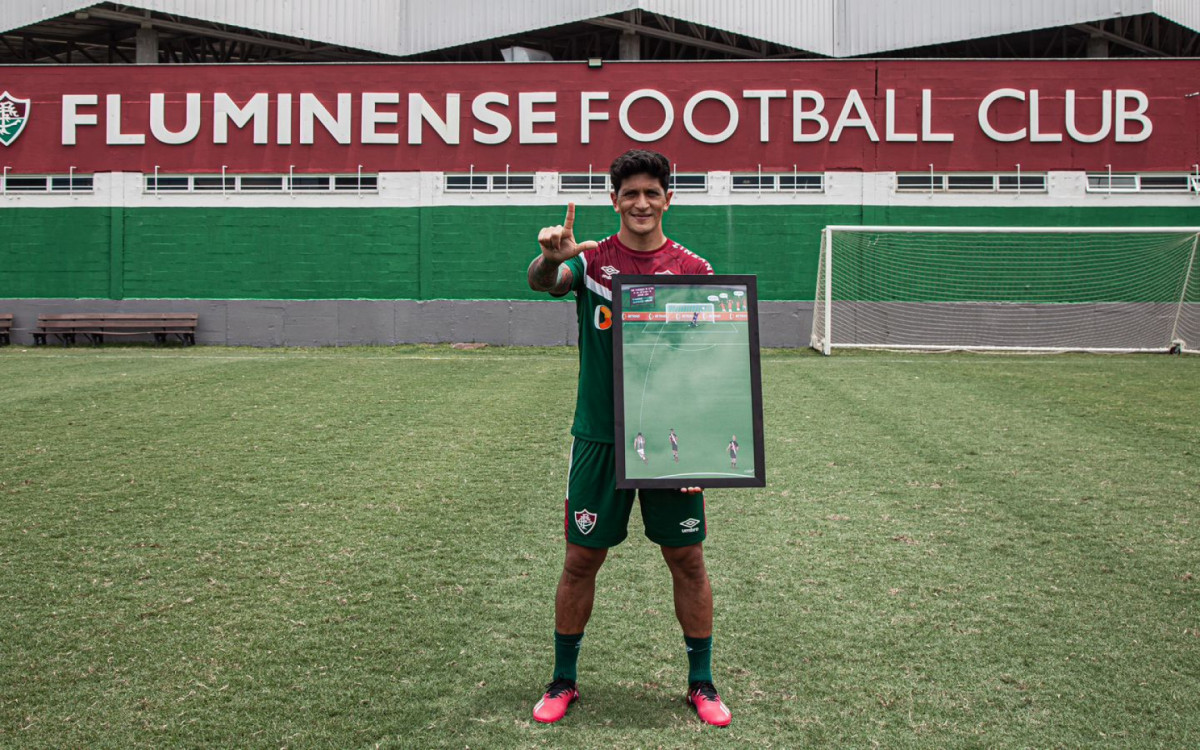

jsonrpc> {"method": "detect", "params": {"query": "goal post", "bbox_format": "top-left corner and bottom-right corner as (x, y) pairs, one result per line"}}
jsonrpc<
(811, 226), (1200, 355)
(665, 303), (716, 322)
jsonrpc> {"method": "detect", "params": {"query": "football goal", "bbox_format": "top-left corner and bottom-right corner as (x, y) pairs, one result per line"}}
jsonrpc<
(811, 226), (1200, 354)
(665, 303), (717, 323)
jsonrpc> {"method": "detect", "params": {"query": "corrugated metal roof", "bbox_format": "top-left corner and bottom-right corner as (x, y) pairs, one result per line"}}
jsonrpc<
(833, 0), (1160, 56)
(403, 0), (634, 56)
(1155, 0), (1200, 33)
(0, 0), (1195, 58)
(0, 0), (94, 31)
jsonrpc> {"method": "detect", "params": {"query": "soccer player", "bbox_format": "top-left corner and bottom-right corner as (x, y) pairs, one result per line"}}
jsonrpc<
(634, 431), (647, 463)
(527, 149), (731, 727)
(727, 435), (739, 469)
(689, 310), (700, 328)
(670, 428), (679, 462)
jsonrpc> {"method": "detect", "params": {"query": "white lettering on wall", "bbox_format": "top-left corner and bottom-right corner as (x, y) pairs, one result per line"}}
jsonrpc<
(619, 89), (673, 142)
(61, 94), (98, 146)
(149, 93), (201, 145)
(792, 91), (828, 142)
(683, 90), (738, 144)
(580, 92), (609, 144)
(472, 92), (511, 145)
(213, 93), (269, 144)
(519, 92), (557, 144)
(743, 89), (785, 142)
(408, 93), (461, 145)
(107, 94), (145, 145)
(361, 92), (400, 145)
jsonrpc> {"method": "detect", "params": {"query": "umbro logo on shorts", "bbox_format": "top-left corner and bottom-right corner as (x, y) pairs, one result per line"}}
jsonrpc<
(680, 518), (700, 533)
(575, 509), (598, 535)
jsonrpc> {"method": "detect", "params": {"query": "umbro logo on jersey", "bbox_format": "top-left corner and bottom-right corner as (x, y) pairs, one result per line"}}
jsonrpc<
(600, 265), (619, 279)
(575, 509), (598, 535)
(655, 270), (675, 275)
(680, 518), (700, 533)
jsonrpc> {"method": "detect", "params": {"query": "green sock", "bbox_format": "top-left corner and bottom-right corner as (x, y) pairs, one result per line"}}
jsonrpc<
(685, 635), (713, 684)
(552, 631), (584, 682)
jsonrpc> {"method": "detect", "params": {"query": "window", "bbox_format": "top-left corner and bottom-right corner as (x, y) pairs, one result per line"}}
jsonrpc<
(289, 175), (331, 191)
(2, 174), (94, 194)
(493, 174), (535, 192)
(946, 174), (995, 191)
(998, 174), (1047, 192)
(559, 173), (609, 192)
(192, 176), (235, 191)
(669, 173), (707, 192)
(240, 176), (284, 191)
(897, 174), (943, 191)
(1086, 173), (1137, 192)
(732, 172), (824, 193)
(145, 173), (379, 194)
(1138, 174), (1190, 192)
(1083, 172), (1194, 193)
(146, 176), (189, 192)
(334, 175), (378, 191)
(444, 173), (535, 193)
(897, 173), (1047, 193)
(780, 174), (824, 192)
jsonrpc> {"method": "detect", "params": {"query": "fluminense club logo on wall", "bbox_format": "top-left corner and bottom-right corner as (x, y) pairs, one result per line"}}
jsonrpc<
(0, 92), (30, 146)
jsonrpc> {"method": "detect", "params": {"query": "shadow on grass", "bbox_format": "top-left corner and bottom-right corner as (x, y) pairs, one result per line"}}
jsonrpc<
(479, 680), (686, 731)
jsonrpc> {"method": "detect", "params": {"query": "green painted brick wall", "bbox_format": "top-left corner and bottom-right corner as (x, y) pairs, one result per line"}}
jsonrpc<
(122, 208), (422, 299)
(0, 207), (112, 298)
(1, 204), (1198, 301)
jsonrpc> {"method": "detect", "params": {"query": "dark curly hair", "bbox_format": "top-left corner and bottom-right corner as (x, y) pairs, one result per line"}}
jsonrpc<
(609, 149), (671, 194)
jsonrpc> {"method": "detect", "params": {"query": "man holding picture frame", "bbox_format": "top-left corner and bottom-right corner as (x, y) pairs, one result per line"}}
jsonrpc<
(526, 149), (732, 727)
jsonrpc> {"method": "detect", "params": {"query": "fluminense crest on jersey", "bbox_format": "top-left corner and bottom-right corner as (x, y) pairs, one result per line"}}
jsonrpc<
(574, 509), (597, 535)
(0, 92), (30, 147)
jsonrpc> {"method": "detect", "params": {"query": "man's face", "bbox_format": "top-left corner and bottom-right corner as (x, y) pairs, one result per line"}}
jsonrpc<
(611, 173), (672, 238)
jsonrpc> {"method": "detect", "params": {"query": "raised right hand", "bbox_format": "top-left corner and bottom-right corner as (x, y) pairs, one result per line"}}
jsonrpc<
(537, 203), (599, 264)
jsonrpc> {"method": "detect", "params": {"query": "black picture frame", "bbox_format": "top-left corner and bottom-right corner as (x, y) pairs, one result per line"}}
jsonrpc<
(612, 274), (765, 489)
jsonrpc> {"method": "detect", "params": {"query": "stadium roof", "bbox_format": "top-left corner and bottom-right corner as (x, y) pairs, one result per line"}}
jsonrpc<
(0, 0), (1197, 64)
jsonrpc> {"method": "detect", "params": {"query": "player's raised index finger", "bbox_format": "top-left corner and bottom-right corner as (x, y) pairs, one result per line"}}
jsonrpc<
(564, 202), (576, 232)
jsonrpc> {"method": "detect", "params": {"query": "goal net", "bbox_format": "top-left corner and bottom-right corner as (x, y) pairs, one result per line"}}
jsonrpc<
(811, 226), (1200, 354)
(666, 303), (717, 323)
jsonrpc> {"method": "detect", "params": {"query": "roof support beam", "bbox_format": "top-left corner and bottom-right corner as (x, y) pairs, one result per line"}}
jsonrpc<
(1071, 23), (1166, 56)
(83, 7), (315, 55)
(587, 16), (759, 58)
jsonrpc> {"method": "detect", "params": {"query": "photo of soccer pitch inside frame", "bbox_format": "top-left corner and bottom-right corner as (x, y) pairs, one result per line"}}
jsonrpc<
(613, 275), (765, 489)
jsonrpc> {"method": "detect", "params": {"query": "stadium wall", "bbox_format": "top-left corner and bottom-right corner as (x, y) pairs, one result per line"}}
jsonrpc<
(2, 60), (1199, 346)
(2, 172), (1199, 346)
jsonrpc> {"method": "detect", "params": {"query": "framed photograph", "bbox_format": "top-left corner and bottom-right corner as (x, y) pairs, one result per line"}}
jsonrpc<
(612, 274), (765, 489)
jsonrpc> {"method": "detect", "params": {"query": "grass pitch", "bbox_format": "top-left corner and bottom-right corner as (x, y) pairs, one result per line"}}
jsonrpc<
(1, 345), (1197, 748)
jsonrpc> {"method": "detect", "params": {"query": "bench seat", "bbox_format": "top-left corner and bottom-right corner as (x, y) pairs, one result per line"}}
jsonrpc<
(34, 313), (198, 346)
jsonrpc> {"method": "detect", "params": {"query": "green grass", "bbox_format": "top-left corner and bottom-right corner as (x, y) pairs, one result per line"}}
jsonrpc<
(1, 345), (1196, 748)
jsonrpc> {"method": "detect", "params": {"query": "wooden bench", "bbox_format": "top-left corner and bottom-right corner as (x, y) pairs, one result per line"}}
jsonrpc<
(33, 313), (198, 346)
(0, 313), (11, 346)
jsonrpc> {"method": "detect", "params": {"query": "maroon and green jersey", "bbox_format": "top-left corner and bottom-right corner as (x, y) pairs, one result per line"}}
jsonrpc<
(558, 234), (714, 443)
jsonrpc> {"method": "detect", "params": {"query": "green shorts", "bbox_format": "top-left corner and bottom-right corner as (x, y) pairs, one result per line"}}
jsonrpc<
(565, 437), (706, 549)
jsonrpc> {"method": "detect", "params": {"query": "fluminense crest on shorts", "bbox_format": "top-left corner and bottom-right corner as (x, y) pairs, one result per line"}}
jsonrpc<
(0, 92), (30, 147)
(574, 509), (597, 535)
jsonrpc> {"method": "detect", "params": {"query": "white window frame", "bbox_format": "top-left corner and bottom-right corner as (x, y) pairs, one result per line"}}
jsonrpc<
(896, 172), (1047, 194)
(2, 173), (94, 195)
(558, 172), (610, 193)
(1085, 172), (1192, 194)
(144, 172), (380, 195)
(444, 171), (536, 194)
(731, 170), (824, 194)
